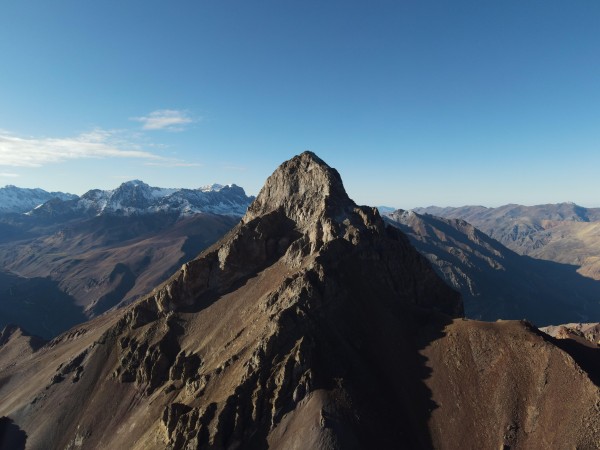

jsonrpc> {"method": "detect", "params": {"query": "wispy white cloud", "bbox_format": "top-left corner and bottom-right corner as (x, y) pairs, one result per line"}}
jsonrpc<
(223, 165), (247, 171)
(0, 172), (19, 177)
(132, 109), (195, 131)
(144, 161), (203, 168)
(0, 129), (163, 167)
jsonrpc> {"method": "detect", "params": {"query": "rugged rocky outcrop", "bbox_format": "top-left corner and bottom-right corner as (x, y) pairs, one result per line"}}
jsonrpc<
(541, 322), (600, 345)
(0, 325), (46, 367)
(0, 153), (598, 450)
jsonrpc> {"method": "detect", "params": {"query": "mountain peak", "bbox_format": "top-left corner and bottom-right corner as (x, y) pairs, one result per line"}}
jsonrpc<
(200, 183), (225, 192)
(243, 152), (352, 228)
(0, 152), (471, 450)
(120, 179), (148, 188)
(0, 185), (76, 214)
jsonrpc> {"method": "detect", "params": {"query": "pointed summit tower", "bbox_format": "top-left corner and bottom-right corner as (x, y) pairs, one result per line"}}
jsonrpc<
(143, 151), (462, 315)
(244, 151), (350, 225)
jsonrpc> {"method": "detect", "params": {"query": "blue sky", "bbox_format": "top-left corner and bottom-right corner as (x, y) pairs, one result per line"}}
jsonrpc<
(0, 1), (598, 208)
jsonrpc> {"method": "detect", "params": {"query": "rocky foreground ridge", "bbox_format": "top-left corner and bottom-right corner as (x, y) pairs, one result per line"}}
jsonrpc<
(0, 152), (599, 449)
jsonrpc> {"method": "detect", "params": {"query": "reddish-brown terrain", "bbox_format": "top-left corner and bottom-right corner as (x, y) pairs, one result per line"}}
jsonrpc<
(0, 152), (598, 449)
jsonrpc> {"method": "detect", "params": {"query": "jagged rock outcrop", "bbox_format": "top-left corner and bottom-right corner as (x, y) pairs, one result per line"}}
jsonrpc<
(0, 325), (46, 363)
(0, 152), (598, 450)
(541, 322), (600, 345)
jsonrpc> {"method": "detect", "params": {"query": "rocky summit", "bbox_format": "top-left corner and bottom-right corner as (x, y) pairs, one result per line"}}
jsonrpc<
(0, 152), (598, 449)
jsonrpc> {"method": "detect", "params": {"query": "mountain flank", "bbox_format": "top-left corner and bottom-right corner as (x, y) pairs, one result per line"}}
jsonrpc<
(385, 209), (600, 325)
(0, 213), (239, 338)
(0, 152), (598, 449)
(416, 203), (600, 280)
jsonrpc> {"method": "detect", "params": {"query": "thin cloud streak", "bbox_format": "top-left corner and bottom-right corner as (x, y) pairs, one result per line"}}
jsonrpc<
(0, 129), (162, 167)
(0, 172), (19, 177)
(144, 161), (203, 167)
(132, 109), (195, 131)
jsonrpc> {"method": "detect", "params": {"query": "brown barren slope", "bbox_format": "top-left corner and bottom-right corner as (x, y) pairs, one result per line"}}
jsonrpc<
(423, 319), (599, 449)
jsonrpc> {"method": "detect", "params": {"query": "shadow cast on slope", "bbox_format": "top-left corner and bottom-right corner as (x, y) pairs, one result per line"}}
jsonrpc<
(0, 272), (87, 340)
(513, 256), (600, 325)
(288, 233), (458, 450)
(231, 248), (453, 450)
(0, 417), (26, 450)
(546, 335), (600, 387)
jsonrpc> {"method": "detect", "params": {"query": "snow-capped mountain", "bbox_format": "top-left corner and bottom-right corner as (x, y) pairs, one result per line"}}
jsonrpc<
(28, 180), (254, 218)
(0, 185), (77, 214)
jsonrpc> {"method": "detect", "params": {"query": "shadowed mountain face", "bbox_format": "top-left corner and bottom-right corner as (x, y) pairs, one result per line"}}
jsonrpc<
(386, 210), (600, 325)
(0, 153), (598, 450)
(0, 416), (27, 450)
(415, 203), (600, 280)
(0, 213), (239, 338)
(0, 270), (86, 340)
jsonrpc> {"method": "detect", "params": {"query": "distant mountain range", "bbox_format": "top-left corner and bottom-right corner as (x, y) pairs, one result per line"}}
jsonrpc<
(3, 185), (600, 336)
(0, 185), (77, 214)
(0, 180), (253, 219)
(0, 181), (254, 338)
(0, 181), (254, 243)
(385, 209), (600, 325)
(415, 203), (600, 280)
